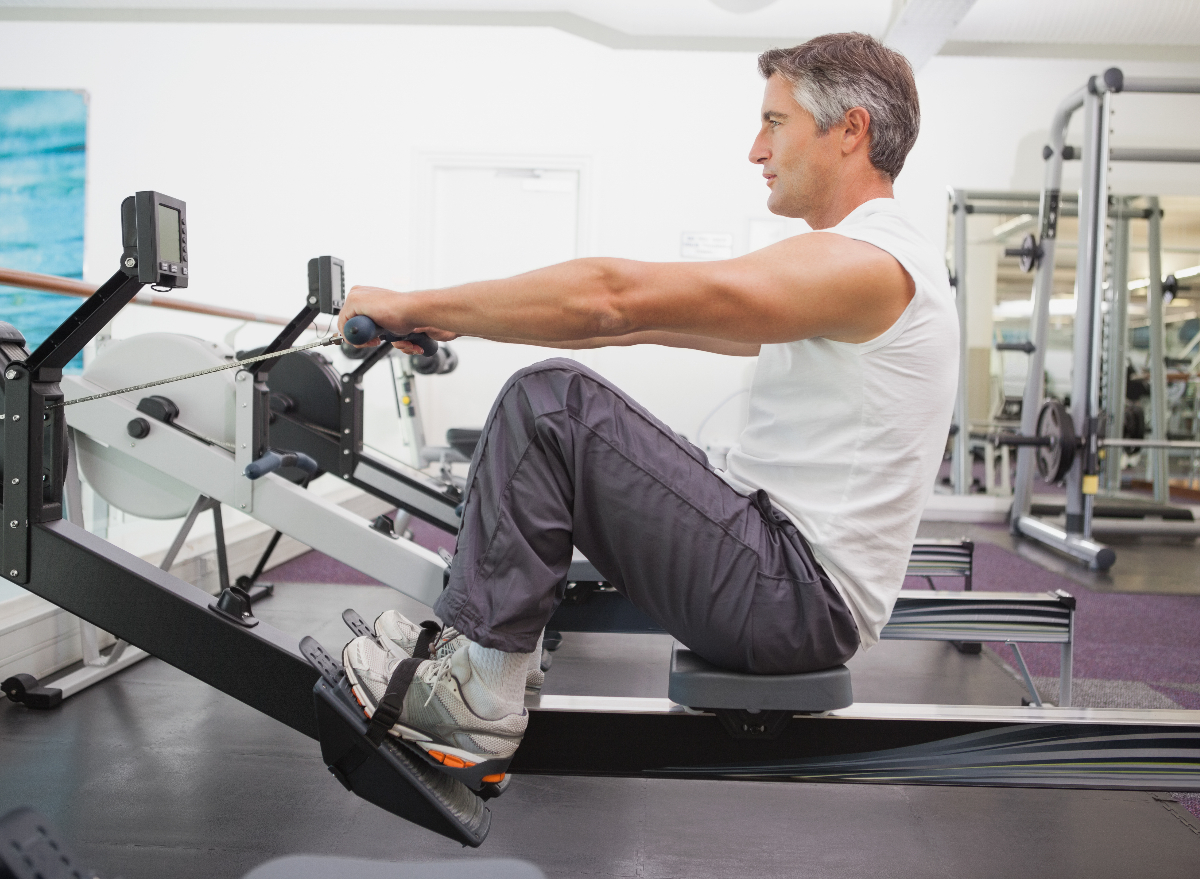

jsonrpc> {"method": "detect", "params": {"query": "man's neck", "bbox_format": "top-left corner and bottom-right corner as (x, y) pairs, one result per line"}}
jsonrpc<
(804, 175), (895, 230)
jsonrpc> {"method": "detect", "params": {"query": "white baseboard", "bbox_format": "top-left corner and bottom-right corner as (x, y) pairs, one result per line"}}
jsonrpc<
(0, 488), (394, 687)
(922, 492), (1012, 523)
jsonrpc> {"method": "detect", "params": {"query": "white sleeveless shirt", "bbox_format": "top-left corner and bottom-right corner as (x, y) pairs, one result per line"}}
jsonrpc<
(720, 198), (959, 650)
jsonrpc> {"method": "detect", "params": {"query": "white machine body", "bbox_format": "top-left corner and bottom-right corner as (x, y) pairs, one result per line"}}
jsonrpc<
(64, 333), (446, 607)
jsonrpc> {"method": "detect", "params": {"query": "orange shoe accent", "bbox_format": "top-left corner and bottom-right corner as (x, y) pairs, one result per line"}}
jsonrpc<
(443, 754), (466, 768)
(481, 773), (505, 783)
(428, 750), (446, 762)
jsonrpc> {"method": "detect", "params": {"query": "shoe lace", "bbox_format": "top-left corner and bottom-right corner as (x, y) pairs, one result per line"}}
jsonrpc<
(420, 652), (456, 708)
(432, 626), (463, 659)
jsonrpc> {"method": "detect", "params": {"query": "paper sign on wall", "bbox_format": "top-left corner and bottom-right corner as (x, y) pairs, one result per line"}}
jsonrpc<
(681, 232), (734, 260)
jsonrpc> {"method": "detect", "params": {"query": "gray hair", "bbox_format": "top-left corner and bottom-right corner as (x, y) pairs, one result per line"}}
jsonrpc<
(758, 34), (920, 181)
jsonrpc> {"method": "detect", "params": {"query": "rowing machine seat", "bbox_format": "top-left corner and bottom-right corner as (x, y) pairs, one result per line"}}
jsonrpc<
(667, 644), (852, 713)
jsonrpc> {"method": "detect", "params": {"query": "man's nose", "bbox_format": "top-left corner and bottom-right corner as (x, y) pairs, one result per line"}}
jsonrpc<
(749, 136), (768, 165)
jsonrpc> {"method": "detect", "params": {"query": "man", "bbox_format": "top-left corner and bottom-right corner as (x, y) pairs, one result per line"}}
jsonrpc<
(337, 33), (958, 790)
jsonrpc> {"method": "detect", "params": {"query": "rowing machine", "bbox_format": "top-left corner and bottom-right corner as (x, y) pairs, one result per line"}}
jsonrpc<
(6, 195), (1198, 855)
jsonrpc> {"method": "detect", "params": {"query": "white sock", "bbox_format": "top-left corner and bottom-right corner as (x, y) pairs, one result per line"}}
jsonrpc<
(527, 630), (545, 676)
(456, 640), (530, 720)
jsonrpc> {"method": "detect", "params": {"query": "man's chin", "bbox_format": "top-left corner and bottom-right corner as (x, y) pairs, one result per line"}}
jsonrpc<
(766, 193), (804, 219)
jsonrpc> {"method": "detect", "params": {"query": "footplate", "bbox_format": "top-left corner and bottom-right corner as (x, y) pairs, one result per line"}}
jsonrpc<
(341, 609), (380, 645)
(300, 636), (491, 847)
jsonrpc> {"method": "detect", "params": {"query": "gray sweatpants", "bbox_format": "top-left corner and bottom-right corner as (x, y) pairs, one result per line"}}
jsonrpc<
(433, 359), (859, 675)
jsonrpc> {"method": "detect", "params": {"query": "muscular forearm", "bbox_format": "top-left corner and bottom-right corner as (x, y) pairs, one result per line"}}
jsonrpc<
(356, 258), (638, 344)
(469, 329), (760, 357)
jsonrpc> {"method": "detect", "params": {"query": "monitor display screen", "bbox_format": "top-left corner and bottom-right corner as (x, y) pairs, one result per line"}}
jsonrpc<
(330, 260), (344, 308)
(157, 204), (181, 264)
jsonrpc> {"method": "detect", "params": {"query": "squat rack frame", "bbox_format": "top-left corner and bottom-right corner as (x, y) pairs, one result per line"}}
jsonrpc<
(971, 69), (1200, 569)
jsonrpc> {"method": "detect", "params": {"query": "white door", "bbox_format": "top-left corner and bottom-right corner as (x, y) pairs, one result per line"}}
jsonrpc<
(419, 165), (582, 441)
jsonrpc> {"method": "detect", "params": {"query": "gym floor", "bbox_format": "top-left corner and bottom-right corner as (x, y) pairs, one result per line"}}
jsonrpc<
(1, 524), (1199, 878)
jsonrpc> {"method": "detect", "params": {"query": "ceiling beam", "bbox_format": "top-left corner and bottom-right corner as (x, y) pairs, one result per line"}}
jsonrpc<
(0, 6), (803, 53)
(884, 0), (979, 71)
(4, 5), (1196, 62)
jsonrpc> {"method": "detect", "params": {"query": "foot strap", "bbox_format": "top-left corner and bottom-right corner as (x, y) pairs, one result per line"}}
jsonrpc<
(367, 656), (423, 746)
(413, 621), (442, 660)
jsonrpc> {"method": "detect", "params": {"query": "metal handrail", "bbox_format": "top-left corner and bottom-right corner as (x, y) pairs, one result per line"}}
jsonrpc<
(0, 267), (290, 326)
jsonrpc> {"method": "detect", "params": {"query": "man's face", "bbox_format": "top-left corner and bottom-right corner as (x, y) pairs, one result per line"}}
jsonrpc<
(749, 74), (840, 219)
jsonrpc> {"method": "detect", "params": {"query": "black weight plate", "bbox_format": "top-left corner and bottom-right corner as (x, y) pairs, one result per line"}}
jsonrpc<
(1019, 233), (1039, 273)
(1035, 399), (1075, 483)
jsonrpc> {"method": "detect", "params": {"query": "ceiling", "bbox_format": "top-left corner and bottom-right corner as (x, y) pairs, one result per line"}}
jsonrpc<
(3, 0), (1199, 62)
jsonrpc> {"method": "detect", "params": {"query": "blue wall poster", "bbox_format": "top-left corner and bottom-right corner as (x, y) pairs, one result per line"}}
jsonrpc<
(0, 90), (88, 372)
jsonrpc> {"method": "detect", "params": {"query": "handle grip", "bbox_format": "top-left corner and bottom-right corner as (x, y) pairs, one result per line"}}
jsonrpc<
(995, 341), (1036, 354)
(342, 315), (438, 357)
(244, 449), (319, 480)
(993, 433), (1054, 448)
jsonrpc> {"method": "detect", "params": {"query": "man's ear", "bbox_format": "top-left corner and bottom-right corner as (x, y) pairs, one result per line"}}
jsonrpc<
(841, 107), (871, 156)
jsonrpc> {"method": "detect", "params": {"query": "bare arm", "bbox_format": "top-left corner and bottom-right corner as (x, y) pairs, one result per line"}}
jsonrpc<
(340, 232), (913, 353)
(466, 330), (760, 357)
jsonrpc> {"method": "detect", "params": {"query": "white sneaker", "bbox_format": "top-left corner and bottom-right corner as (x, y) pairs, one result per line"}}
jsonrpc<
(342, 635), (527, 790)
(374, 610), (547, 691)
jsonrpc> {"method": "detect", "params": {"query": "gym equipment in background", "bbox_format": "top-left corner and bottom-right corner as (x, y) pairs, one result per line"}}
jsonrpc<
(1002, 69), (1200, 569)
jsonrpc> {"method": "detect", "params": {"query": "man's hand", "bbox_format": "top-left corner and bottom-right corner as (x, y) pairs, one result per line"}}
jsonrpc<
(390, 327), (458, 356)
(338, 285), (459, 355)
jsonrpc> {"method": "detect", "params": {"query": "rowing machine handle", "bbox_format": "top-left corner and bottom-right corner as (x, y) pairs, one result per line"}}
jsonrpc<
(342, 315), (438, 357)
(245, 449), (319, 481)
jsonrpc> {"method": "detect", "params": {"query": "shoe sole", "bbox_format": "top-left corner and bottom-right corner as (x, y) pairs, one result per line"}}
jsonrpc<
(342, 642), (519, 791)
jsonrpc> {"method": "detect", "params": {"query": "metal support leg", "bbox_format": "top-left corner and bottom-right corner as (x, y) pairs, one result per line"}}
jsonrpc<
(211, 502), (231, 593)
(1103, 206), (1131, 491)
(1060, 642), (1074, 708)
(161, 495), (212, 573)
(1146, 198), (1171, 503)
(1012, 86), (1087, 530)
(1065, 87), (1111, 537)
(1008, 642), (1043, 708)
(5, 494), (231, 707)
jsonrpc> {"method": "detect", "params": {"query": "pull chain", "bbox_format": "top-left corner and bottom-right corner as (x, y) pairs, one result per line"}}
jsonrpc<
(49, 335), (347, 409)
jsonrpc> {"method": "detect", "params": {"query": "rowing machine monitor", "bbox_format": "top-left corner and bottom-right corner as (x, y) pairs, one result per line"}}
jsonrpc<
(121, 191), (188, 289)
(308, 255), (345, 315)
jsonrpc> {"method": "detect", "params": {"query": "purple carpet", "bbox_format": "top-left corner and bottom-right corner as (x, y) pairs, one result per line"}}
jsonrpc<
(266, 517), (455, 585)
